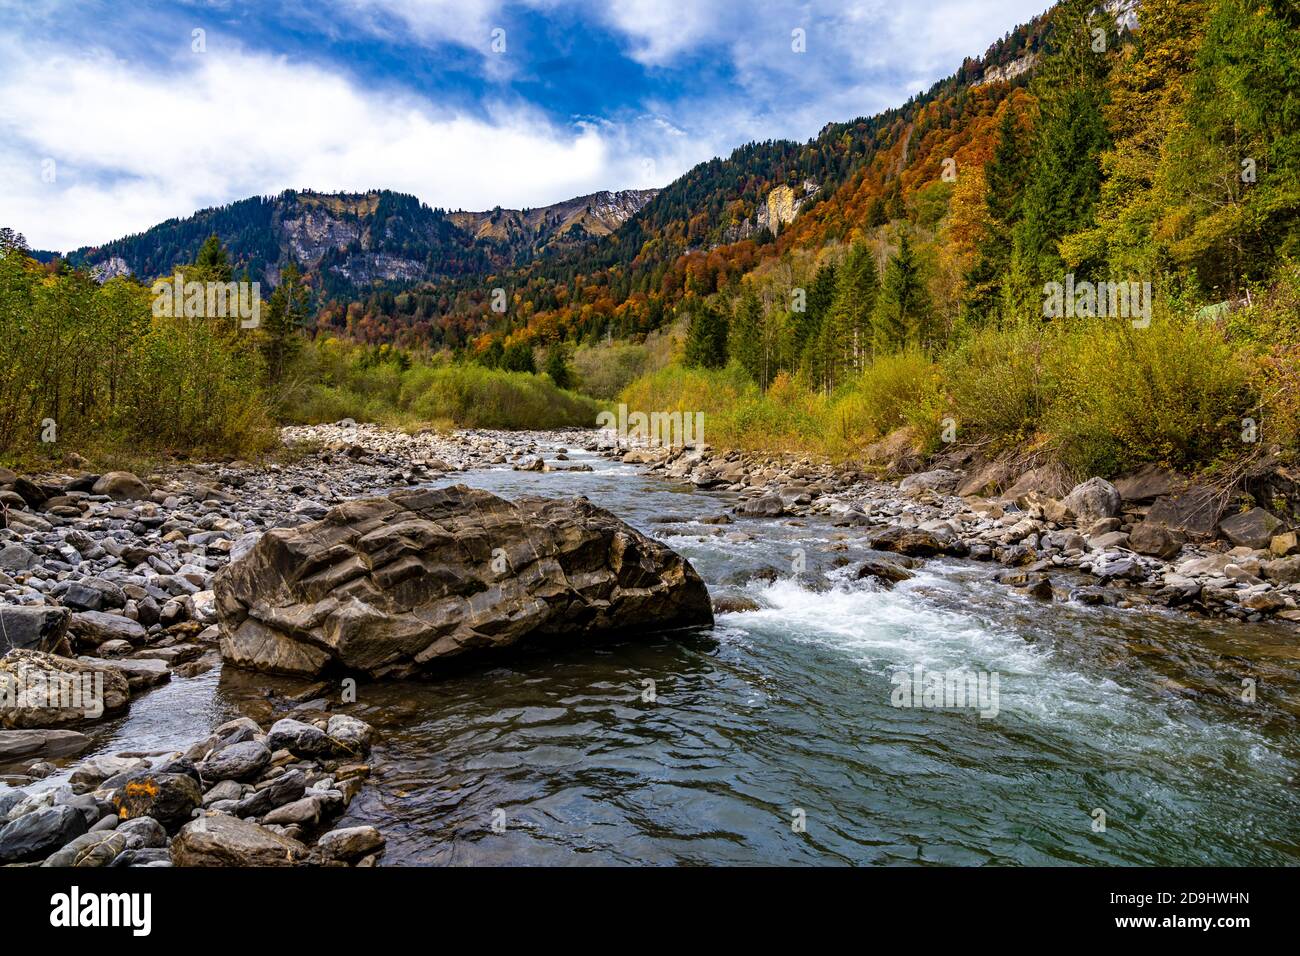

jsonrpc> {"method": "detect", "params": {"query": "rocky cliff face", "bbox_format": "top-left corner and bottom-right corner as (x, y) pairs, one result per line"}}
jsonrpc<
(721, 180), (819, 244)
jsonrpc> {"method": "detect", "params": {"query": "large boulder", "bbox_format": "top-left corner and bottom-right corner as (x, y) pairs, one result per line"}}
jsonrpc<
(1113, 464), (1184, 503)
(1218, 507), (1285, 550)
(91, 471), (152, 501)
(0, 650), (130, 728)
(1145, 485), (1224, 539)
(0, 605), (70, 654)
(171, 814), (309, 867)
(214, 485), (713, 678)
(113, 770), (203, 831)
(0, 804), (87, 863)
(1062, 478), (1122, 526)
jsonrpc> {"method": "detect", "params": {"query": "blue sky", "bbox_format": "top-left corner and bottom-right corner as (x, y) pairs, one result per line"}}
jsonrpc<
(0, 0), (1050, 251)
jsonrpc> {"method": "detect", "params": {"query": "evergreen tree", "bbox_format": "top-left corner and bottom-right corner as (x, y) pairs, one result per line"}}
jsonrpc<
(873, 234), (933, 351)
(729, 288), (763, 384)
(193, 233), (233, 282)
(828, 241), (881, 375)
(260, 262), (309, 384)
(544, 346), (572, 389)
(1013, 0), (1111, 290)
(963, 104), (1032, 324)
(502, 340), (536, 373)
(684, 303), (728, 369)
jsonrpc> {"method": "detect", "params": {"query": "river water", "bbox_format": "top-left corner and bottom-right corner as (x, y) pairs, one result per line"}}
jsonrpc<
(27, 442), (1300, 865)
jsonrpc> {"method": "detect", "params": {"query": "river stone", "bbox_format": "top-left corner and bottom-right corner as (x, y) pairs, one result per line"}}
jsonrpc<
(0, 728), (92, 763)
(197, 740), (271, 782)
(91, 471), (152, 501)
(214, 485), (713, 678)
(0, 650), (130, 728)
(1129, 520), (1186, 560)
(317, 825), (385, 862)
(0, 543), (38, 572)
(171, 814), (308, 867)
(266, 718), (332, 758)
(113, 770), (203, 831)
(326, 714), (373, 756)
(1062, 478), (1122, 525)
(1218, 507), (1285, 550)
(898, 469), (962, 494)
(1146, 485), (1224, 539)
(0, 804), (87, 863)
(1263, 555), (1300, 584)
(853, 557), (915, 587)
(41, 829), (128, 867)
(233, 769), (306, 818)
(262, 794), (322, 827)
(0, 605), (70, 654)
(117, 815), (168, 849)
(80, 655), (170, 691)
(869, 527), (948, 557)
(69, 610), (148, 647)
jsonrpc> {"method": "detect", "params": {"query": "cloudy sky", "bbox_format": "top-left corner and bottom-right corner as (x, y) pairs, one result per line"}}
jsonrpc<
(0, 0), (1050, 252)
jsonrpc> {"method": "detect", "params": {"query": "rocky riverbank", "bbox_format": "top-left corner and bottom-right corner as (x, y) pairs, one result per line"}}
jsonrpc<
(597, 438), (1300, 627)
(4, 420), (1299, 865)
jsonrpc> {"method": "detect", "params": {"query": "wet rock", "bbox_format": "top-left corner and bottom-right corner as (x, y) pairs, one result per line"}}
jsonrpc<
(262, 795), (322, 827)
(0, 804), (87, 863)
(869, 527), (948, 558)
(1218, 507), (1285, 550)
(233, 769), (306, 818)
(317, 825), (385, 863)
(171, 814), (309, 867)
(326, 714), (373, 756)
(736, 495), (785, 517)
(712, 596), (761, 613)
(853, 557), (915, 587)
(0, 728), (92, 763)
(41, 829), (128, 867)
(197, 741), (272, 783)
(112, 771), (202, 831)
(0, 605), (70, 654)
(267, 718), (332, 758)
(216, 485), (713, 678)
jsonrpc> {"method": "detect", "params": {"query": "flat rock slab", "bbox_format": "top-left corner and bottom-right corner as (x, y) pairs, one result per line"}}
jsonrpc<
(214, 485), (713, 678)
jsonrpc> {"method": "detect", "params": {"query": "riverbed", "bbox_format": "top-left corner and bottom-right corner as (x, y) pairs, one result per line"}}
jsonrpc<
(35, 438), (1300, 865)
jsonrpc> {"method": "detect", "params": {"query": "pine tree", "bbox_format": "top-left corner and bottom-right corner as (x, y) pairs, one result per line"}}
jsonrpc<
(684, 304), (728, 369)
(193, 233), (233, 282)
(873, 234), (933, 351)
(963, 103), (1032, 324)
(729, 289), (763, 384)
(827, 241), (880, 376)
(1013, 0), (1111, 290)
(260, 262), (308, 384)
(544, 346), (572, 389)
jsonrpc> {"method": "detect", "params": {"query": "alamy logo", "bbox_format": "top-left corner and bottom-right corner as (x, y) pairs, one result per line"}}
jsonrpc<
(596, 403), (704, 450)
(1042, 273), (1151, 328)
(151, 272), (260, 328)
(0, 669), (104, 719)
(50, 887), (151, 936)
(890, 664), (1000, 718)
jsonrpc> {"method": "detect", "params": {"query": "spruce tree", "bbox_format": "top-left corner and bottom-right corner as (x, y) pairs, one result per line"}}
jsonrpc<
(873, 234), (933, 352)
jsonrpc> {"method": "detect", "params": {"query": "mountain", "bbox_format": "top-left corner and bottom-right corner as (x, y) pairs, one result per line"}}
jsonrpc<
(66, 186), (658, 299)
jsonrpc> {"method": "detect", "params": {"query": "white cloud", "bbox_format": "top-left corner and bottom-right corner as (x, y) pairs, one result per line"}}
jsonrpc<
(0, 42), (710, 251)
